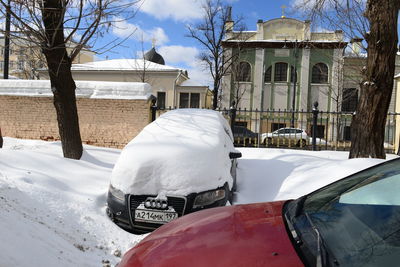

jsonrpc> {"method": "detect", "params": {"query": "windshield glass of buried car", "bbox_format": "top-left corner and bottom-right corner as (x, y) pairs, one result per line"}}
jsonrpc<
(285, 158), (400, 267)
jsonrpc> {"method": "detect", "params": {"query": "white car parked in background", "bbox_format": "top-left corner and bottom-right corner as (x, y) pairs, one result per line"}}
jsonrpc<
(261, 128), (309, 147)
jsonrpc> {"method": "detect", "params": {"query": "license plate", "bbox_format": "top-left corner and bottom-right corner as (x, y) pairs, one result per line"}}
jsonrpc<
(134, 208), (178, 224)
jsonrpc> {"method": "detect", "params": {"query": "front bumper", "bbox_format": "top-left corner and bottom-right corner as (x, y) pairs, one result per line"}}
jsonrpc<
(106, 184), (230, 234)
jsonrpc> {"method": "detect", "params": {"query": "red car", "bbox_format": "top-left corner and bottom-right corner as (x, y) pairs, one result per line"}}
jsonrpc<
(118, 158), (400, 267)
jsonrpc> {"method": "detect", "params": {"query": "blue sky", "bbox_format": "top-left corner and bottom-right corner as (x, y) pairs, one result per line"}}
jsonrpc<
(94, 0), (400, 84)
(93, 0), (298, 84)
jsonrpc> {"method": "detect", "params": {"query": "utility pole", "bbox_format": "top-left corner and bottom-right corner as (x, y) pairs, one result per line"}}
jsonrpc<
(3, 0), (11, 79)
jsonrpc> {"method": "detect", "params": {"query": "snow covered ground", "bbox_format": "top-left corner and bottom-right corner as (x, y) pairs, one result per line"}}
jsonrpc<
(0, 137), (397, 266)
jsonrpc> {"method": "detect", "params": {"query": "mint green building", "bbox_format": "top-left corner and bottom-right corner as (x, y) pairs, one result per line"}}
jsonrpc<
(221, 16), (347, 113)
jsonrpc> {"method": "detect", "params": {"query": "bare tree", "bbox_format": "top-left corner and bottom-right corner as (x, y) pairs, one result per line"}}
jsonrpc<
(134, 37), (155, 84)
(293, 0), (400, 159)
(0, 0), (141, 159)
(186, 0), (245, 109)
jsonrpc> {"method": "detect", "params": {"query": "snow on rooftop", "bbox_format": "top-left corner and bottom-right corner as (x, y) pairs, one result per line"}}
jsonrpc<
(0, 79), (152, 100)
(395, 73), (400, 79)
(71, 59), (180, 72)
(111, 109), (237, 196)
(179, 79), (207, 87)
(0, 75), (19, 79)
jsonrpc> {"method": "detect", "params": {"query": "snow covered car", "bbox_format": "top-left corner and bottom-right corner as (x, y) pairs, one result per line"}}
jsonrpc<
(261, 127), (309, 147)
(117, 157), (400, 267)
(106, 109), (241, 234)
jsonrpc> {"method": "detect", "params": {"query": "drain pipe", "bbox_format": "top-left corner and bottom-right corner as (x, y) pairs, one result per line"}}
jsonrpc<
(173, 71), (181, 108)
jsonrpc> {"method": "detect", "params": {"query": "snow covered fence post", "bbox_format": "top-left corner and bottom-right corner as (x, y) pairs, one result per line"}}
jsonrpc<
(312, 101), (319, 151)
(230, 101), (237, 134)
(151, 97), (157, 122)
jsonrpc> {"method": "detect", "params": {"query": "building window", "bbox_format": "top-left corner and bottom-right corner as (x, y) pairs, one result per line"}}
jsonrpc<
(237, 61), (251, 82)
(310, 125), (325, 138)
(17, 61), (25, 70)
(342, 88), (358, 112)
(343, 126), (351, 141)
(190, 93), (200, 108)
(311, 63), (329, 83)
(264, 66), (272, 82)
(157, 92), (166, 109)
(274, 62), (288, 82)
(179, 93), (200, 108)
(271, 123), (286, 131)
(290, 65), (297, 83)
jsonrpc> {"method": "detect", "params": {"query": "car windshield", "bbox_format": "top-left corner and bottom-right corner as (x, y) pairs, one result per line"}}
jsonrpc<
(285, 158), (400, 267)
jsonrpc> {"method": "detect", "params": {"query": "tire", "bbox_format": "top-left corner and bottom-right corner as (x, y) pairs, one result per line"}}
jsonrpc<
(298, 139), (307, 147)
(267, 137), (272, 146)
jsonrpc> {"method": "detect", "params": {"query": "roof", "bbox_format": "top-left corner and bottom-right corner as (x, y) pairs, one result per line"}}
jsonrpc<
(395, 73), (400, 79)
(70, 59), (180, 72)
(0, 74), (19, 79)
(0, 80), (152, 100)
(222, 40), (347, 49)
(144, 47), (165, 65)
(179, 79), (207, 87)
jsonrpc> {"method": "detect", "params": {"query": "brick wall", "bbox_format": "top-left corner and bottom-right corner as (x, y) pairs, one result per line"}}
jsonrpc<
(0, 95), (151, 148)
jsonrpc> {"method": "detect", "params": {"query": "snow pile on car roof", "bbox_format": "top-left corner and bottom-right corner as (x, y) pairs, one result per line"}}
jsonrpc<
(110, 109), (236, 196)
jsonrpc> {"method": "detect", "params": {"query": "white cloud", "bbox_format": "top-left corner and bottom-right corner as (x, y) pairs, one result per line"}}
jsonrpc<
(139, 0), (204, 21)
(112, 18), (169, 45)
(158, 45), (212, 85)
(158, 45), (199, 67)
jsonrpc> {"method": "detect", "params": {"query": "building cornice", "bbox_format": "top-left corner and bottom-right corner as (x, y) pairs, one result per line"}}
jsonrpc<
(222, 40), (347, 49)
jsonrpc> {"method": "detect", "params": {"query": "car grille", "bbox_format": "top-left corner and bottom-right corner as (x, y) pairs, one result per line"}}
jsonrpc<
(129, 195), (187, 229)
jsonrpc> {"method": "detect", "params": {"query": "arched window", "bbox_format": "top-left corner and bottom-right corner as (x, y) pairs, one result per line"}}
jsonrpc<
(264, 66), (272, 82)
(237, 61), (251, 82)
(312, 63), (329, 83)
(274, 62), (288, 82)
(290, 66), (297, 83)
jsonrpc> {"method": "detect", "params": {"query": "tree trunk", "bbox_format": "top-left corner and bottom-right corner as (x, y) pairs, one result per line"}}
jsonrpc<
(212, 80), (219, 109)
(42, 0), (83, 159)
(0, 128), (3, 148)
(349, 0), (399, 159)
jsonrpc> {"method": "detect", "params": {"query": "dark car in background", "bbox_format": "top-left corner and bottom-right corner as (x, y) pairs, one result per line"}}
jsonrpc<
(233, 125), (259, 146)
(106, 109), (241, 234)
(118, 157), (400, 267)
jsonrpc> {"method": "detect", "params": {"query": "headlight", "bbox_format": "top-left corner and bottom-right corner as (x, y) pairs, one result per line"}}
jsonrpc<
(193, 189), (226, 208)
(108, 184), (125, 203)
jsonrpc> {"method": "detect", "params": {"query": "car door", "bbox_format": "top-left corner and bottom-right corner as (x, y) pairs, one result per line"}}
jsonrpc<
(272, 128), (287, 145)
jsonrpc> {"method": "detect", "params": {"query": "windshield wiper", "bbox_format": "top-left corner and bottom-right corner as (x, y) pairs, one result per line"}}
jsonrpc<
(284, 212), (302, 245)
(304, 212), (338, 267)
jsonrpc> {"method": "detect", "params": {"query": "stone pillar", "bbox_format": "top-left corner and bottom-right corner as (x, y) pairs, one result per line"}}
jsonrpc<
(299, 48), (311, 111)
(252, 48), (265, 110)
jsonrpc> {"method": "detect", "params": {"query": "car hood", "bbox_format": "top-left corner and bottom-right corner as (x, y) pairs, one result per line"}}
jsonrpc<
(119, 201), (304, 267)
(110, 109), (237, 196)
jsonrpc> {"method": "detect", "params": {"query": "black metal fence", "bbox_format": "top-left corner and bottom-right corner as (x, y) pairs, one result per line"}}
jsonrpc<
(150, 102), (399, 153)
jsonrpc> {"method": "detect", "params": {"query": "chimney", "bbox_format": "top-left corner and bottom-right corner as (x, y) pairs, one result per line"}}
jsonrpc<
(350, 37), (363, 55)
(256, 19), (264, 40)
(304, 20), (311, 40)
(224, 6), (234, 37)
